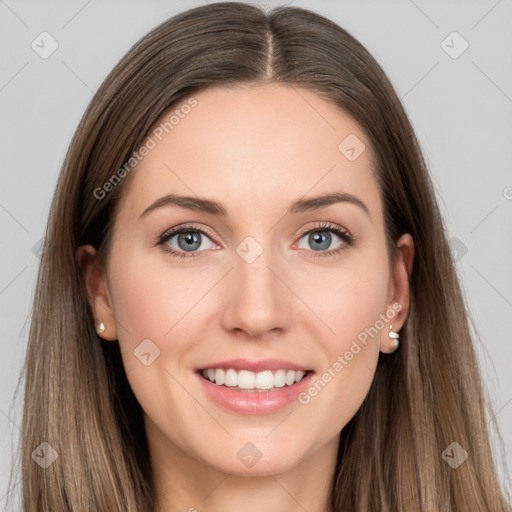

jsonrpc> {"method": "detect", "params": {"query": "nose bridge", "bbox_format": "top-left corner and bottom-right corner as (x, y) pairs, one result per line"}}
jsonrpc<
(221, 232), (290, 336)
(236, 235), (277, 289)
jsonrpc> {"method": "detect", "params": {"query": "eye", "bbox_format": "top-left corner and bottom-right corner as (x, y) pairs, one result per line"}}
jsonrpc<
(156, 224), (218, 259)
(155, 221), (355, 260)
(295, 222), (354, 259)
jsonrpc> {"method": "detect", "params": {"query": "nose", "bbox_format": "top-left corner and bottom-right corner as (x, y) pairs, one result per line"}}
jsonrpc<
(221, 243), (291, 339)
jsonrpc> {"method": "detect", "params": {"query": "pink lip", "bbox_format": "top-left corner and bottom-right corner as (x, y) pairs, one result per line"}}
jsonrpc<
(195, 370), (315, 415)
(194, 358), (311, 373)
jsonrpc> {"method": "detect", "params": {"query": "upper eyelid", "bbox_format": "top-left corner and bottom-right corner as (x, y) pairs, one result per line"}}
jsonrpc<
(159, 223), (218, 243)
(298, 222), (350, 237)
(159, 221), (352, 246)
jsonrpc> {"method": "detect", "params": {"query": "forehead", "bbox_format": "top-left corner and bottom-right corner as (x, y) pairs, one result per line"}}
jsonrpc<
(118, 83), (381, 224)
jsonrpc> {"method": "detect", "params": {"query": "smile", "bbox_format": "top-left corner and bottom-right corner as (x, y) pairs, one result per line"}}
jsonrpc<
(195, 359), (315, 414)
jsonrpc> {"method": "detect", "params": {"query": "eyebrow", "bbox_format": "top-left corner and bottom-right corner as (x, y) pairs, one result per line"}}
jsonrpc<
(139, 191), (371, 219)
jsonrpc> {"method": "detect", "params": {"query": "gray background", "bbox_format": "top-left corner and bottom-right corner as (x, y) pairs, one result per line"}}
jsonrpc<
(1, 0), (511, 507)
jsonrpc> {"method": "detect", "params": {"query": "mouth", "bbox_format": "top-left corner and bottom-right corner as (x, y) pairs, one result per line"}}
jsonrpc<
(196, 368), (314, 392)
(193, 358), (315, 414)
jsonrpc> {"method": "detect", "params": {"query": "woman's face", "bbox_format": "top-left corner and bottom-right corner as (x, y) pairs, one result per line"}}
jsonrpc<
(80, 83), (412, 477)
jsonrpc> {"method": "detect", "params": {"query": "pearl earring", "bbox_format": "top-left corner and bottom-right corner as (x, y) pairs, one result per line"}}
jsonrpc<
(387, 324), (400, 353)
(96, 322), (106, 334)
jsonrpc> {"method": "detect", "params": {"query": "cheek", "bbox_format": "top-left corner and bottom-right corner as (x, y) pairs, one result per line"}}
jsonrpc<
(105, 247), (199, 386)
(297, 249), (390, 349)
(296, 248), (389, 421)
(106, 257), (204, 428)
(108, 244), (204, 343)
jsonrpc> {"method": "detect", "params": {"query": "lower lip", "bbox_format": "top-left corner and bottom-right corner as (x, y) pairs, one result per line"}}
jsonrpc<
(195, 371), (314, 415)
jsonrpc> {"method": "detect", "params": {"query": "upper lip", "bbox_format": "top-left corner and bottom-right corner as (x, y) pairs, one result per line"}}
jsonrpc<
(195, 358), (312, 373)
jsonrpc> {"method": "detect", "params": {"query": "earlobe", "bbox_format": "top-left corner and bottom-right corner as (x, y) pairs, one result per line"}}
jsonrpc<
(380, 324), (400, 354)
(76, 244), (117, 341)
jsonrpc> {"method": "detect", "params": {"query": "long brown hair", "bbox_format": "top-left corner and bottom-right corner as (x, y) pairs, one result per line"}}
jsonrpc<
(8, 2), (510, 510)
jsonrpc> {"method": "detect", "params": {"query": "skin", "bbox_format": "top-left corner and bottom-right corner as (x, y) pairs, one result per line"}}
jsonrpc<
(78, 83), (414, 512)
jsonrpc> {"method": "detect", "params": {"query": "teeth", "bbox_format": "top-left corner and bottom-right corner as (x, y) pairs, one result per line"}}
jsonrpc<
(274, 369), (286, 388)
(238, 370), (255, 389)
(225, 369), (237, 387)
(201, 368), (307, 390)
(214, 368), (225, 385)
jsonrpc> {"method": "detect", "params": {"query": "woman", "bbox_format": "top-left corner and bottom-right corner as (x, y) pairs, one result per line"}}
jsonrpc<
(10, 2), (510, 510)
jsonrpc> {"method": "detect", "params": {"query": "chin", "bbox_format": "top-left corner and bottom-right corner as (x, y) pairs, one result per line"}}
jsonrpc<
(197, 437), (308, 477)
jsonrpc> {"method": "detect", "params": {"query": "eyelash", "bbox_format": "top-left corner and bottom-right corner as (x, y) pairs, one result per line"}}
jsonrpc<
(154, 221), (355, 260)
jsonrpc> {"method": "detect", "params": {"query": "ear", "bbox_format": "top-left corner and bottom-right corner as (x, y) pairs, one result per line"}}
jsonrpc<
(76, 244), (117, 341)
(380, 233), (414, 354)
